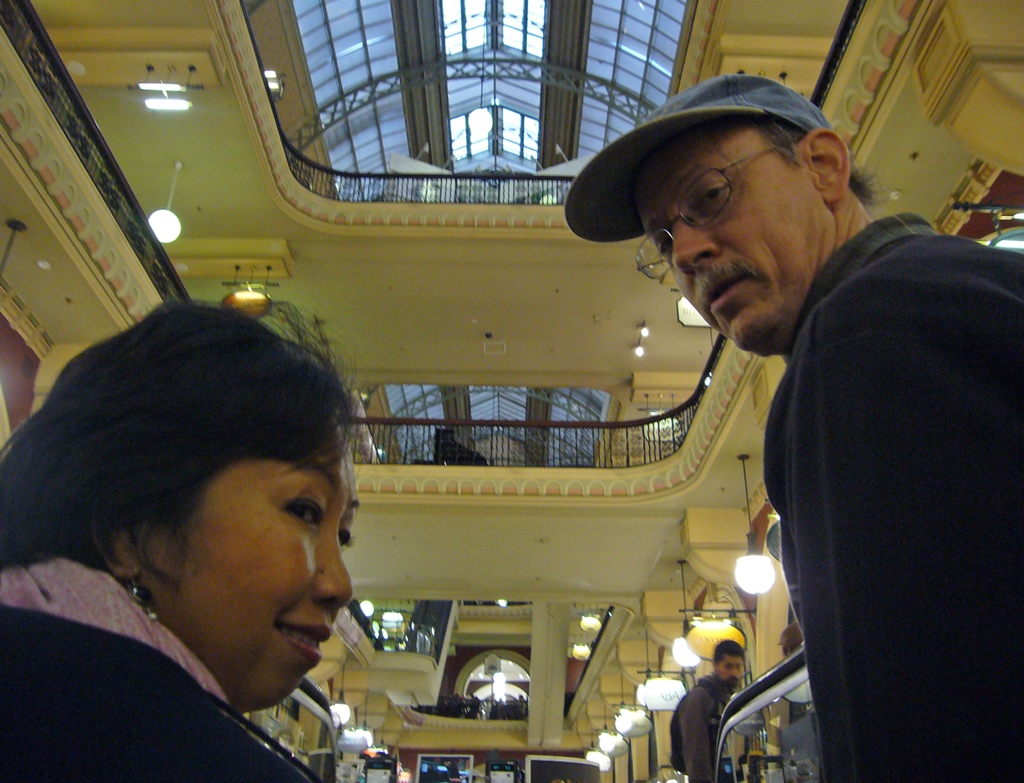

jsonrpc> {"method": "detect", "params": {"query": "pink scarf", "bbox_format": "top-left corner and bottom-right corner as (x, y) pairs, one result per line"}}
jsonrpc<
(0, 558), (227, 701)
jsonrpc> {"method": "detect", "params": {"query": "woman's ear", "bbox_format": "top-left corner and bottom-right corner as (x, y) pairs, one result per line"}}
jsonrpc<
(798, 128), (851, 207)
(99, 528), (142, 580)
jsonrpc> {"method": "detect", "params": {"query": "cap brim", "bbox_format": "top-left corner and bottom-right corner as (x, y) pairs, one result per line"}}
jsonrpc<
(564, 105), (767, 242)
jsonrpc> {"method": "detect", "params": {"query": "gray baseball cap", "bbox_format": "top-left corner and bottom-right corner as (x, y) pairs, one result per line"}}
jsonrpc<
(564, 74), (832, 242)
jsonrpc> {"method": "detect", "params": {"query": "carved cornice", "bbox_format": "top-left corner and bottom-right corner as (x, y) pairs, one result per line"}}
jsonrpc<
(678, 0), (730, 91)
(354, 342), (758, 500)
(934, 158), (1002, 236)
(0, 29), (162, 329)
(209, 0), (568, 233)
(820, 0), (920, 146)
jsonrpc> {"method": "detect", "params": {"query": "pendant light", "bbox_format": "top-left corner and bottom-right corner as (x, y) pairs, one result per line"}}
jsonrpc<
(734, 455), (776, 595)
(148, 161), (183, 243)
(671, 561), (701, 668)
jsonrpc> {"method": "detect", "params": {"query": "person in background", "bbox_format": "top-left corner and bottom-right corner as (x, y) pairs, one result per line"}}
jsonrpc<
(779, 621), (803, 657)
(565, 73), (1021, 783)
(670, 639), (745, 783)
(0, 302), (360, 782)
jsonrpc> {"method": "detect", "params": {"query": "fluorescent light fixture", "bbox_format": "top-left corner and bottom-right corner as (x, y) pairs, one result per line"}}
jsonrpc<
(138, 82), (186, 92)
(145, 97), (192, 111)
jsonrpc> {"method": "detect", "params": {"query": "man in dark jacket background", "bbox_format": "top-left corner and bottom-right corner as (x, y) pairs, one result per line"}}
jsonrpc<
(670, 640), (745, 783)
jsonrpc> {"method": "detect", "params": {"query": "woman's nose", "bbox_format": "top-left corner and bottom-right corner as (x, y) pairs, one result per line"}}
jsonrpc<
(314, 540), (353, 618)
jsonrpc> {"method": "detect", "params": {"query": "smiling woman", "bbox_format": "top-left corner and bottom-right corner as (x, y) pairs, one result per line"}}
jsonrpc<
(0, 302), (359, 782)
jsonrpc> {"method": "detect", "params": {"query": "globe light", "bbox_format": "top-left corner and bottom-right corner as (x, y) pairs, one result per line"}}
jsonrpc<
(734, 554), (777, 594)
(468, 107), (493, 136)
(586, 749), (611, 772)
(615, 707), (652, 737)
(330, 702), (351, 727)
(672, 636), (701, 668)
(148, 208), (181, 243)
(360, 600), (374, 617)
(598, 730), (628, 758)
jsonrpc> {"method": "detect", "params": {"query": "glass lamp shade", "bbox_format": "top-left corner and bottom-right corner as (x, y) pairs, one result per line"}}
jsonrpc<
(672, 636), (701, 668)
(221, 289), (272, 318)
(330, 702), (351, 728)
(148, 209), (181, 243)
(735, 554), (777, 594)
(598, 730), (628, 758)
(734, 710), (766, 736)
(615, 707), (652, 737)
(338, 726), (372, 753)
(639, 677), (686, 711)
(586, 749), (612, 772)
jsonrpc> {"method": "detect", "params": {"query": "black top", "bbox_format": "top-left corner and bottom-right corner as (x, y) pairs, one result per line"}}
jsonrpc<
(765, 218), (1024, 783)
(0, 606), (315, 783)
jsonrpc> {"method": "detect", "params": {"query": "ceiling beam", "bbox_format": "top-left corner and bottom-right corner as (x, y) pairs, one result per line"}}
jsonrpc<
(538, 0), (592, 167)
(290, 57), (655, 152)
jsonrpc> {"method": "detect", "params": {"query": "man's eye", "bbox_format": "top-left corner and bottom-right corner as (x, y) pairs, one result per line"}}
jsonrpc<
(339, 530), (354, 549)
(287, 499), (324, 525)
(692, 184), (727, 212)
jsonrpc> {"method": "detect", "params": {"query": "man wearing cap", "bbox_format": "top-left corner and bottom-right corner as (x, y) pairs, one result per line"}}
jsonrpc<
(565, 75), (1022, 783)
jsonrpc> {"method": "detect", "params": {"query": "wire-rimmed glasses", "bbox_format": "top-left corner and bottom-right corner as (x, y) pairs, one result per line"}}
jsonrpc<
(635, 145), (781, 281)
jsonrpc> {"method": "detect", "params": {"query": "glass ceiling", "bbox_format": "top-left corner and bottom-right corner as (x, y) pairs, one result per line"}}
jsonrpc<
(289, 0), (688, 173)
(384, 385), (610, 422)
(378, 385), (612, 467)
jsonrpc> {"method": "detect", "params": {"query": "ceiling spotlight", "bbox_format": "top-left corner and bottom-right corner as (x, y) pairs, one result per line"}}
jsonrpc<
(579, 614), (601, 632)
(571, 643), (591, 660)
(634, 320), (648, 356)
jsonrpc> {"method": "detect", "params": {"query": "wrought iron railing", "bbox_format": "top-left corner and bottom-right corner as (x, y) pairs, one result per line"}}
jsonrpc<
(1, 0), (188, 302)
(356, 336), (726, 469)
(285, 150), (573, 206)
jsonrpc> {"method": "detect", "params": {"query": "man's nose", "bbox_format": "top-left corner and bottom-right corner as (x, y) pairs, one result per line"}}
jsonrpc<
(670, 220), (718, 276)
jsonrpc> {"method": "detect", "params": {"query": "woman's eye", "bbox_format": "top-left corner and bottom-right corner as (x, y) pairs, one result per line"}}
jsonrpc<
(287, 499), (324, 526)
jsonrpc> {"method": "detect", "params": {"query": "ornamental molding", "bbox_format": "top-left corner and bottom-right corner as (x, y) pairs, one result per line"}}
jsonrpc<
(209, 0), (569, 233)
(820, 0), (921, 147)
(354, 342), (758, 500)
(0, 32), (161, 330)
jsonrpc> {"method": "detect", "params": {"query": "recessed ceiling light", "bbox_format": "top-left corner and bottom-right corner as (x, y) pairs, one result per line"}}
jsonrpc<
(36, 260), (51, 270)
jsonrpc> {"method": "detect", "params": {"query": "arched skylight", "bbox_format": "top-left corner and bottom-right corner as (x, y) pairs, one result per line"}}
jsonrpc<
(281, 0), (688, 173)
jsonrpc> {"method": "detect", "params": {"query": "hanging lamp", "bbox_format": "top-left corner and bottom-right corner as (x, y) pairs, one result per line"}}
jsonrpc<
(734, 455), (776, 594)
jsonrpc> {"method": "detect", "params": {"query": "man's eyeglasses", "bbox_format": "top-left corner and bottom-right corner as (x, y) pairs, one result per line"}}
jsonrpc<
(635, 145), (781, 281)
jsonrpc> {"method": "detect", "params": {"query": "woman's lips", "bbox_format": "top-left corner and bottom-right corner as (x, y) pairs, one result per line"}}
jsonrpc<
(278, 624), (328, 666)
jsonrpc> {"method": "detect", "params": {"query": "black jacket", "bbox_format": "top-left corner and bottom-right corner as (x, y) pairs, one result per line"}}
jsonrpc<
(0, 607), (314, 782)
(766, 222), (1024, 783)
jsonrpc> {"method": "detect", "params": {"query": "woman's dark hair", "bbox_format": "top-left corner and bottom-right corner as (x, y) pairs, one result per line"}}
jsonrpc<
(0, 302), (353, 569)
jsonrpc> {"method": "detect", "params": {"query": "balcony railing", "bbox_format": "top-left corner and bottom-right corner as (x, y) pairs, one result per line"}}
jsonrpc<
(356, 336), (726, 469)
(284, 136), (573, 207)
(2, 0), (188, 303)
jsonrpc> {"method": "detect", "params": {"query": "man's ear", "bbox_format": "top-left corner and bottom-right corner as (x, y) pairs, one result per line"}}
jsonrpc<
(799, 128), (851, 207)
